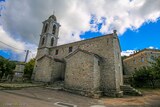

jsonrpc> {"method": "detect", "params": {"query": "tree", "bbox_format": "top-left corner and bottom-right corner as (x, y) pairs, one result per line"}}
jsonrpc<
(121, 56), (127, 60)
(150, 57), (160, 79)
(0, 56), (6, 79)
(0, 56), (16, 80)
(132, 57), (160, 88)
(23, 58), (35, 80)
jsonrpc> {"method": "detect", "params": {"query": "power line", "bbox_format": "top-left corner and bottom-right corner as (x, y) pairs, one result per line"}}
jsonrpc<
(0, 40), (25, 51)
(0, 40), (36, 62)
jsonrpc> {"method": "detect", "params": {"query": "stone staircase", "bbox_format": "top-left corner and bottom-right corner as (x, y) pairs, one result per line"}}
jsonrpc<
(120, 85), (142, 96)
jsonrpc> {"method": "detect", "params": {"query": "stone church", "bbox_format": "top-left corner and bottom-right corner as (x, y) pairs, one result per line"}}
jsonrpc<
(32, 14), (123, 97)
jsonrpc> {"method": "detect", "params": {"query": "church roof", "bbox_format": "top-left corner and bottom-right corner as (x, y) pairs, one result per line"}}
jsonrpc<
(47, 33), (114, 50)
(37, 54), (53, 61)
(37, 54), (64, 63)
(123, 48), (160, 61)
(65, 48), (102, 60)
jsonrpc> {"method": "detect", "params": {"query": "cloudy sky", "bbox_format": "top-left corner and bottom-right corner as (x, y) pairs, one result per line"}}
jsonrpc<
(0, 0), (160, 61)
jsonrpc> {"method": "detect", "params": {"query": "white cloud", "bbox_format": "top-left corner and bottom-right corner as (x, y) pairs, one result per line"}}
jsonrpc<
(0, 26), (25, 53)
(0, 26), (37, 61)
(1, 0), (160, 45)
(0, 0), (160, 60)
(148, 46), (154, 49)
(121, 50), (135, 56)
(148, 46), (159, 49)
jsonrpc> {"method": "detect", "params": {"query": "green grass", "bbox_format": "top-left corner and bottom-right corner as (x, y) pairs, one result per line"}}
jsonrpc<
(136, 87), (160, 92)
(0, 83), (43, 89)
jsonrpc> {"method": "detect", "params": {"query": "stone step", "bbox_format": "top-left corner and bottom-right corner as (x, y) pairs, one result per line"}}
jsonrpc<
(120, 85), (142, 96)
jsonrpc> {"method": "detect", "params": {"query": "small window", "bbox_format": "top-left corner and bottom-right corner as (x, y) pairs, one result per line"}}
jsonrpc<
(69, 46), (73, 53)
(51, 38), (54, 46)
(134, 68), (137, 71)
(41, 37), (45, 45)
(44, 23), (48, 33)
(52, 25), (56, 34)
(55, 49), (59, 55)
(98, 61), (100, 66)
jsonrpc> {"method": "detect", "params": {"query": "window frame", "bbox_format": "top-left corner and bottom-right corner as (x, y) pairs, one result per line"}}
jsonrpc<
(69, 46), (73, 53)
(41, 37), (45, 46)
(44, 23), (48, 33)
(52, 25), (56, 34)
(55, 49), (59, 55)
(51, 37), (54, 46)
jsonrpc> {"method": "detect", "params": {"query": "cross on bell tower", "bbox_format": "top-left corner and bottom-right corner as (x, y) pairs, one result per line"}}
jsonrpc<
(38, 13), (60, 48)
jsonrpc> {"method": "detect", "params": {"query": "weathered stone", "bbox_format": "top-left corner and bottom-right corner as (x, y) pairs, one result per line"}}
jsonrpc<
(32, 14), (123, 98)
(12, 63), (25, 82)
(123, 49), (160, 76)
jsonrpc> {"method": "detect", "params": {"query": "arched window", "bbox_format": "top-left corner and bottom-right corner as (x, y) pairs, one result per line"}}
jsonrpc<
(52, 25), (56, 34)
(41, 37), (45, 45)
(51, 37), (54, 46)
(44, 23), (48, 33)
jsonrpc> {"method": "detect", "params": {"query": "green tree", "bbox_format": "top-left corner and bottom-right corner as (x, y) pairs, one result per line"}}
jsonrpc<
(24, 58), (35, 80)
(150, 57), (160, 79)
(121, 56), (127, 60)
(132, 57), (160, 88)
(0, 56), (16, 80)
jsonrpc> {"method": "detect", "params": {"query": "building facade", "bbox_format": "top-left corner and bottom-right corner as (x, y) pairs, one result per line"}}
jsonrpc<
(13, 63), (25, 82)
(123, 49), (160, 76)
(32, 14), (123, 97)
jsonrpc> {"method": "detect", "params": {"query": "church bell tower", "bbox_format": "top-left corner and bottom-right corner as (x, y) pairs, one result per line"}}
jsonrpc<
(38, 14), (60, 48)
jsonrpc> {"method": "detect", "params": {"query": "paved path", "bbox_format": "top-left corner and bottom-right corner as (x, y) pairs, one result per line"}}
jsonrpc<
(0, 87), (160, 107)
(0, 87), (100, 107)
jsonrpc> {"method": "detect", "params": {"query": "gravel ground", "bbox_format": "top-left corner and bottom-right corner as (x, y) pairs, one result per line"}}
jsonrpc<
(0, 87), (160, 107)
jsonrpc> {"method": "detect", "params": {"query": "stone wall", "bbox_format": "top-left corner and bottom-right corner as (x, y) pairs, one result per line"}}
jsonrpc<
(34, 56), (53, 82)
(34, 33), (123, 97)
(51, 60), (65, 82)
(50, 34), (122, 95)
(65, 51), (95, 91)
(93, 57), (101, 92)
(64, 50), (102, 97)
(123, 50), (160, 76)
(113, 34), (123, 92)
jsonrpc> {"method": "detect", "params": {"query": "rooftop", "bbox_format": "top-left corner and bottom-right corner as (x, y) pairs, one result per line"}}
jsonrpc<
(123, 48), (160, 61)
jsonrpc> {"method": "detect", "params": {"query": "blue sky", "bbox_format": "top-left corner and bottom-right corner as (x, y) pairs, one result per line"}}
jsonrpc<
(0, 0), (5, 2)
(120, 19), (160, 51)
(0, 0), (160, 60)
(1, 13), (160, 59)
(81, 18), (160, 52)
(0, 50), (10, 58)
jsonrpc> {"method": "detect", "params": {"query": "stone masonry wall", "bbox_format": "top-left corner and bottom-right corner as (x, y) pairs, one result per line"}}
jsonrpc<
(51, 61), (65, 82)
(65, 51), (95, 91)
(49, 34), (119, 94)
(123, 50), (160, 76)
(34, 57), (53, 82)
(34, 34), (123, 96)
(113, 35), (123, 92)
